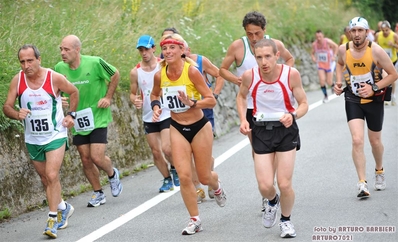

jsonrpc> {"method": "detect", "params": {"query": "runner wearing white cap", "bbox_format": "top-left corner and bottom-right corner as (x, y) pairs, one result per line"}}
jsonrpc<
(334, 16), (398, 199)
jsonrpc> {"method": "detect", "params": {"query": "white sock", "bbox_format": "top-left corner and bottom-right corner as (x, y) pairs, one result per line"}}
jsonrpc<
(57, 200), (66, 210)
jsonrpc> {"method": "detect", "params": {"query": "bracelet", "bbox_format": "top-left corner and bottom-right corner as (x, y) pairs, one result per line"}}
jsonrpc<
(151, 100), (161, 110)
(190, 99), (197, 108)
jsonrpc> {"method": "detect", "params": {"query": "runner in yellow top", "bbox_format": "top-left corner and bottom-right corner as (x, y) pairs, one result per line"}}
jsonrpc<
(375, 20), (398, 105)
(150, 33), (227, 236)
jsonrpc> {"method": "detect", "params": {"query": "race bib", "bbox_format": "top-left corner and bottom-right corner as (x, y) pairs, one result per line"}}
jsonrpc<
(74, 107), (95, 132)
(162, 86), (189, 113)
(350, 73), (374, 96)
(317, 52), (328, 63)
(384, 48), (392, 58)
(26, 110), (53, 137)
(255, 112), (284, 121)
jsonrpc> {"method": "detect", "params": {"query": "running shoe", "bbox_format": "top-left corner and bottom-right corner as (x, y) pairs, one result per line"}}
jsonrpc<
(43, 217), (58, 238)
(262, 194), (280, 228)
(357, 181), (370, 199)
(182, 218), (203, 235)
(261, 197), (268, 212)
(279, 220), (297, 238)
(109, 167), (123, 197)
(208, 187), (215, 199)
(159, 177), (174, 193)
(214, 187), (227, 207)
(87, 191), (106, 207)
(57, 202), (74, 229)
(323, 96), (329, 103)
(391, 96), (396, 106)
(374, 170), (386, 191)
(170, 168), (180, 187)
(197, 188), (205, 204)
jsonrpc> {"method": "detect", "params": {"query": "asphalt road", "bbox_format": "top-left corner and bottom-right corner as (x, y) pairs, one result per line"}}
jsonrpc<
(1, 90), (397, 242)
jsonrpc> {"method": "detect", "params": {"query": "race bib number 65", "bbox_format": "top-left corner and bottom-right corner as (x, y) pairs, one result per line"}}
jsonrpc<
(74, 107), (95, 132)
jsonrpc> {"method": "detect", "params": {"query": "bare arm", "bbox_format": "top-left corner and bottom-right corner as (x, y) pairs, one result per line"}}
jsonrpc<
(219, 40), (241, 86)
(334, 44), (346, 95)
(129, 67), (143, 109)
(311, 42), (317, 62)
(202, 56), (224, 95)
(274, 39), (295, 67)
(185, 66), (216, 109)
(236, 69), (251, 135)
(327, 38), (339, 57)
(2, 75), (25, 120)
(289, 68), (308, 119)
(372, 43), (398, 89)
(98, 69), (120, 108)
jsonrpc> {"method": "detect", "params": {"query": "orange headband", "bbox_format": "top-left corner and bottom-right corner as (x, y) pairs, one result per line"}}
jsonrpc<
(160, 39), (184, 47)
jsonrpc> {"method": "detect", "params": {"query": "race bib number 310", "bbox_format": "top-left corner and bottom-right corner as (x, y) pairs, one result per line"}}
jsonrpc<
(162, 86), (189, 113)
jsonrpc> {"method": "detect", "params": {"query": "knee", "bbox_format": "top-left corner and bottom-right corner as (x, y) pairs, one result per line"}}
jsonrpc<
(46, 170), (59, 184)
(151, 148), (163, 161)
(277, 180), (293, 193)
(258, 180), (274, 193)
(161, 145), (172, 159)
(198, 173), (212, 186)
(351, 136), (364, 148)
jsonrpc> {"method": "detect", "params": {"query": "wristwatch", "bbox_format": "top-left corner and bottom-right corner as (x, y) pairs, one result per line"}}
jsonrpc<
(190, 99), (197, 108)
(289, 112), (297, 119)
(67, 111), (77, 119)
(213, 93), (219, 100)
(371, 84), (379, 92)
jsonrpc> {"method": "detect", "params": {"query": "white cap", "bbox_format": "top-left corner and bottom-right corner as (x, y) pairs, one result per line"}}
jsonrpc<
(349, 17), (369, 30)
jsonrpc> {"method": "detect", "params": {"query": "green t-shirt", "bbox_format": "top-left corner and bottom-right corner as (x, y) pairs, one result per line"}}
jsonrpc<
(54, 55), (117, 136)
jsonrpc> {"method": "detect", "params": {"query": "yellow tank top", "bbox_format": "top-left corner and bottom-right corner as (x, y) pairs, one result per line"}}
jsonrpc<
(377, 31), (397, 62)
(160, 62), (201, 113)
(342, 35), (349, 45)
(344, 42), (383, 104)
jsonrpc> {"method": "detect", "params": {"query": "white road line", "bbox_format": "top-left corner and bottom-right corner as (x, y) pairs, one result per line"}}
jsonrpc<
(77, 138), (250, 242)
(77, 96), (332, 242)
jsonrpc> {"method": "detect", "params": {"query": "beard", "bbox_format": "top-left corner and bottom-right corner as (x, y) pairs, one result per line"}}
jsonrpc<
(353, 37), (366, 48)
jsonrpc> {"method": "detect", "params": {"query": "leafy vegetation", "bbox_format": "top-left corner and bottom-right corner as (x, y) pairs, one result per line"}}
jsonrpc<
(0, 0), (383, 130)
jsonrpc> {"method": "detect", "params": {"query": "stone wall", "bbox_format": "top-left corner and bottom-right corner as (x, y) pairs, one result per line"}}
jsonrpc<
(0, 43), (321, 218)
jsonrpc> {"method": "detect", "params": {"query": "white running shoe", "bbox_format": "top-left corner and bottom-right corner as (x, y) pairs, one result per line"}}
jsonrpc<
(357, 181), (370, 199)
(262, 195), (280, 228)
(279, 221), (297, 238)
(182, 218), (203, 235)
(374, 170), (386, 191)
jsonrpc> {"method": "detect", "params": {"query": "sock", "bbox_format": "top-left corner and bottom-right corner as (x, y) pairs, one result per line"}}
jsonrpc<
(321, 86), (327, 96)
(170, 165), (175, 170)
(191, 216), (200, 223)
(94, 189), (104, 193)
(48, 211), (57, 218)
(108, 171), (115, 179)
(57, 200), (66, 210)
(359, 179), (367, 183)
(281, 214), (291, 222)
(268, 194), (279, 206)
(375, 167), (384, 172)
(195, 183), (202, 189)
(214, 181), (222, 195)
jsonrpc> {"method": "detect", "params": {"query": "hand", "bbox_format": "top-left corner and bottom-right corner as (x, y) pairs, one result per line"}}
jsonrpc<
(62, 115), (75, 129)
(334, 82), (344, 95)
(239, 121), (251, 135)
(18, 108), (31, 120)
(97, 97), (111, 108)
(177, 90), (192, 106)
(134, 97), (143, 109)
(280, 113), (294, 128)
(61, 97), (69, 108)
(152, 108), (162, 122)
(358, 83), (372, 98)
(237, 76), (242, 86)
